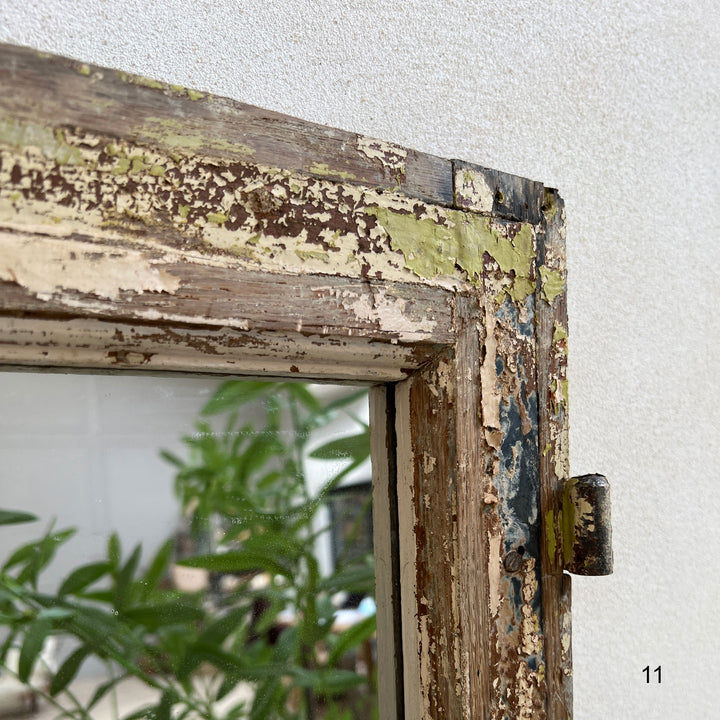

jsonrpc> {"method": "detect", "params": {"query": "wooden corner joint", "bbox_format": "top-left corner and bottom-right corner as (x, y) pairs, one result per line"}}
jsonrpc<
(562, 474), (614, 576)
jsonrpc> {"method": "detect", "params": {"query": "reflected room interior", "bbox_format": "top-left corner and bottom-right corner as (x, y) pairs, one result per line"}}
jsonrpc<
(0, 373), (376, 720)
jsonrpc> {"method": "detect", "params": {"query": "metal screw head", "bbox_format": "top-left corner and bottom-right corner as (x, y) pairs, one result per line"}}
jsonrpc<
(504, 550), (523, 573)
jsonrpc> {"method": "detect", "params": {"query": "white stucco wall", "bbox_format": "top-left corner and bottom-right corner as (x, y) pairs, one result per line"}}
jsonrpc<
(1, 2), (718, 717)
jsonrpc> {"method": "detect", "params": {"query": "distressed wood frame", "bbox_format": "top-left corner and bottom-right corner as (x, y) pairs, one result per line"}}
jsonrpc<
(0, 44), (572, 720)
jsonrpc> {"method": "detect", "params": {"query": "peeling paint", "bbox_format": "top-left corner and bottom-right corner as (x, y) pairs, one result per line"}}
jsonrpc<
(0, 116), (534, 303)
(367, 206), (536, 305)
(140, 117), (255, 157)
(539, 266), (564, 304)
(356, 135), (407, 173)
(454, 167), (494, 214)
(0, 234), (180, 300)
(308, 162), (357, 181)
(0, 116), (86, 165)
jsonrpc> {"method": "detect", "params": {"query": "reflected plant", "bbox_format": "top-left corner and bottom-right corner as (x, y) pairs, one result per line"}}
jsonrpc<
(0, 382), (374, 720)
(0, 513), (206, 720)
(165, 381), (375, 720)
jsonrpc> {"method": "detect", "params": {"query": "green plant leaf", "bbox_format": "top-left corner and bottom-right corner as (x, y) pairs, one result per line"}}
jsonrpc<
(155, 689), (175, 720)
(107, 533), (121, 573)
(201, 381), (275, 416)
(249, 677), (285, 720)
(322, 388), (369, 414)
(291, 667), (366, 694)
(281, 383), (322, 413)
(197, 606), (248, 647)
(309, 430), (370, 462)
(327, 614), (376, 666)
(58, 562), (110, 596)
(122, 705), (157, 720)
(88, 673), (127, 709)
(18, 615), (51, 682)
(8, 527), (76, 588)
(0, 509), (38, 525)
(177, 551), (292, 578)
(37, 606), (75, 621)
(319, 563), (375, 595)
(123, 602), (204, 630)
(114, 544), (141, 610)
(77, 590), (114, 603)
(142, 539), (173, 596)
(49, 646), (89, 695)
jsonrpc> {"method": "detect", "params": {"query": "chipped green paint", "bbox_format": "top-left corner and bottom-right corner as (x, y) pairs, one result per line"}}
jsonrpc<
(76, 63), (91, 76)
(553, 322), (567, 344)
(546, 509), (557, 562)
(0, 117), (85, 166)
(131, 156), (149, 174)
(295, 249), (330, 263)
(207, 213), (229, 226)
(111, 157), (131, 175)
(0, 114), (539, 302)
(308, 162), (357, 181)
(560, 379), (569, 405)
(561, 479), (577, 565)
(366, 206), (536, 303)
(543, 443), (552, 457)
(543, 192), (558, 221)
(116, 71), (164, 90)
(187, 89), (204, 101)
(539, 266), (565, 304)
(140, 117), (256, 158)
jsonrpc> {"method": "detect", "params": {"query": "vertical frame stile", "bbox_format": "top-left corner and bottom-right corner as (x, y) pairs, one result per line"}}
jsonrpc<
(453, 293), (491, 720)
(370, 385), (404, 720)
(395, 349), (465, 720)
(536, 189), (573, 719)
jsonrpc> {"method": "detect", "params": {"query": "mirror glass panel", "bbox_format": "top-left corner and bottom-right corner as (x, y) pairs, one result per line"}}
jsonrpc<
(0, 373), (376, 720)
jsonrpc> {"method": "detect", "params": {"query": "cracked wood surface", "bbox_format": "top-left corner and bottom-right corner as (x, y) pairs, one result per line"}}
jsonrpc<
(0, 44), (453, 205)
(0, 43), (572, 720)
(536, 190), (573, 719)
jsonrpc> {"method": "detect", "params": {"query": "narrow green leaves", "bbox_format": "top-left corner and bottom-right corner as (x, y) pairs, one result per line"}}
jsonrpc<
(309, 429), (370, 462)
(58, 562), (109, 596)
(202, 381), (275, 416)
(49, 646), (89, 695)
(178, 551), (291, 579)
(327, 614), (376, 666)
(0, 509), (38, 525)
(18, 615), (51, 682)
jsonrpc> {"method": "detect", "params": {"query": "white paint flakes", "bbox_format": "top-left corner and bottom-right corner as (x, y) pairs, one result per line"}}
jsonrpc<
(0, 233), (180, 300)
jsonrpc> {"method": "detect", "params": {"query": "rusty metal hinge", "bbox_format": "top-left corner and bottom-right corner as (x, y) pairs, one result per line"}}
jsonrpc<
(562, 474), (613, 576)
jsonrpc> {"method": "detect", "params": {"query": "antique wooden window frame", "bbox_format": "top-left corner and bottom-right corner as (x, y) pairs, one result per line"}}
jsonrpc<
(0, 45), (572, 720)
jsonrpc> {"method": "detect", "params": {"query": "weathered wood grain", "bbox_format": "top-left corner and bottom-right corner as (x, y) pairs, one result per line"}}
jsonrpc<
(395, 350), (462, 719)
(0, 230), (454, 345)
(454, 160), (544, 224)
(536, 188), (573, 719)
(0, 43), (453, 205)
(395, 289), (546, 720)
(0, 315), (439, 382)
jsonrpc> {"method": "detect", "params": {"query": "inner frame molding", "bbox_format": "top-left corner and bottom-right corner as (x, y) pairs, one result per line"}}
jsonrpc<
(0, 44), (572, 720)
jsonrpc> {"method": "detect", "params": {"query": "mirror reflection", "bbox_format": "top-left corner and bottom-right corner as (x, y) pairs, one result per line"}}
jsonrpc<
(0, 374), (376, 720)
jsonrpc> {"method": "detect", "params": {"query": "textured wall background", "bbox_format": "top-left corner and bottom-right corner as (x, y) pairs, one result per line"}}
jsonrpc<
(1, 1), (718, 717)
